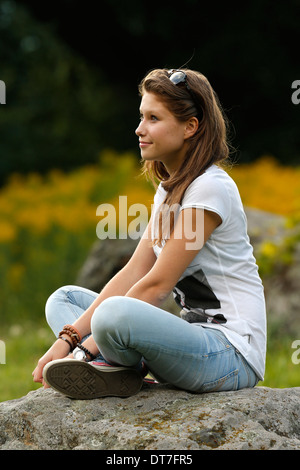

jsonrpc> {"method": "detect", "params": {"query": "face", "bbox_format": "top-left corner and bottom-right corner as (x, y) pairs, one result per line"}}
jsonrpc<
(135, 92), (191, 174)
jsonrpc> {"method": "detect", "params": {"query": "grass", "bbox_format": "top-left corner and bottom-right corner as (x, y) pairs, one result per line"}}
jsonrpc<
(260, 332), (300, 388)
(0, 322), (54, 402)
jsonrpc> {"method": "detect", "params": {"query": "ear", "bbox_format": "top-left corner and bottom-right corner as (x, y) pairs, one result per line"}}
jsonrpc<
(184, 117), (199, 140)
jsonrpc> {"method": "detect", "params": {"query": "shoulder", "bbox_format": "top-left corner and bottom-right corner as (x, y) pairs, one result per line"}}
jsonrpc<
(186, 165), (236, 194)
(154, 182), (167, 205)
(181, 165), (240, 225)
(183, 165), (241, 204)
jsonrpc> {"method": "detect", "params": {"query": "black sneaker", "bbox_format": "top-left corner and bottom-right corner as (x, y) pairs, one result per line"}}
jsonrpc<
(43, 359), (143, 399)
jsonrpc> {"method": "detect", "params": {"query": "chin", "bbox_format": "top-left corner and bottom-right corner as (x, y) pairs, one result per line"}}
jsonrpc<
(140, 153), (156, 162)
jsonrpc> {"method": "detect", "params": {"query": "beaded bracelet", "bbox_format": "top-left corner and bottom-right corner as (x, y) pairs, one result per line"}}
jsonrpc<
(76, 343), (97, 360)
(63, 324), (82, 342)
(58, 324), (82, 348)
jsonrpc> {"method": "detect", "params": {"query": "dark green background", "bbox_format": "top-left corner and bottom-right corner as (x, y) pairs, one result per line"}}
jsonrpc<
(0, 0), (299, 184)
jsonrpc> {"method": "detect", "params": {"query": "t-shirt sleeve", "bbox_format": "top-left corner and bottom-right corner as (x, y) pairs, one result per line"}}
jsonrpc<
(180, 172), (231, 225)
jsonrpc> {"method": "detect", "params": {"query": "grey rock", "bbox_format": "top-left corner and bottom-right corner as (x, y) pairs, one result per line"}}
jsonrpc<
(75, 236), (181, 315)
(76, 237), (139, 293)
(245, 207), (287, 247)
(245, 208), (300, 337)
(0, 385), (300, 450)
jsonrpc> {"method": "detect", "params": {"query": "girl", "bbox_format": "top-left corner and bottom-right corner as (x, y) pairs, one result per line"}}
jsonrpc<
(32, 68), (266, 399)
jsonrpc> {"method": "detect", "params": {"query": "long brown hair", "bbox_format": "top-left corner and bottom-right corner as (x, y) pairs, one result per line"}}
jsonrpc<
(138, 68), (231, 246)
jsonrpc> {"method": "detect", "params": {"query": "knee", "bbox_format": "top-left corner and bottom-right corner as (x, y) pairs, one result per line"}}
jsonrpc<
(45, 285), (73, 325)
(91, 296), (132, 341)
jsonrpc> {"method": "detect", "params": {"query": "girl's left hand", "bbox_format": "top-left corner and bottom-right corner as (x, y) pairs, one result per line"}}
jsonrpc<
(32, 338), (72, 388)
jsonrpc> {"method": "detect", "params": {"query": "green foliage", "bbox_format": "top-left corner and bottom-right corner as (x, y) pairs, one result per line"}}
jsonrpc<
(260, 329), (300, 389)
(0, 1), (124, 183)
(1, 0), (300, 186)
(0, 322), (54, 402)
(0, 150), (145, 326)
(256, 217), (300, 278)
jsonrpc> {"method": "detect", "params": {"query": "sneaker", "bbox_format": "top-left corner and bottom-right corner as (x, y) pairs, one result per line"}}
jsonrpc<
(43, 359), (143, 399)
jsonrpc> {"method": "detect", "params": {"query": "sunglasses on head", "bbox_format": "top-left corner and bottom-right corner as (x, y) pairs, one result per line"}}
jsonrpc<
(168, 69), (202, 119)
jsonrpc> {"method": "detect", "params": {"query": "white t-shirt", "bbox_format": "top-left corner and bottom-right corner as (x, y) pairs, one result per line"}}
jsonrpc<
(151, 164), (266, 380)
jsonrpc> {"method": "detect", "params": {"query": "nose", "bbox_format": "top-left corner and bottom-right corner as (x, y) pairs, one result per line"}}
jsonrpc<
(135, 120), (144, 137)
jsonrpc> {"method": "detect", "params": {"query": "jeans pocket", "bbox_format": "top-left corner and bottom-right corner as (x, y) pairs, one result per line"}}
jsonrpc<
(199, 368), (239, 393)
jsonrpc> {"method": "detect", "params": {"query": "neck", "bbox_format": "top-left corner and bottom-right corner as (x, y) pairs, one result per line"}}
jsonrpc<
(162, 144), (188, 176)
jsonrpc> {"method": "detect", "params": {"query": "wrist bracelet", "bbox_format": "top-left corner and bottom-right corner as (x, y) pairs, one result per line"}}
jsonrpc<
(58, 324), (82, 348)
(76, 343), (96, 360)
(62, 324), (82, 341)
(58, 335), (73, 351)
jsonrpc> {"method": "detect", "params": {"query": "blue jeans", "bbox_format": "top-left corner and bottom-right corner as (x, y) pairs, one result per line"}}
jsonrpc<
(45, 285), (258, 393)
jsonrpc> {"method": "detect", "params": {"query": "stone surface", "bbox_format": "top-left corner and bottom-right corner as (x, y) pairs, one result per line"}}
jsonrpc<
(0, 385), (300, 450)
(76, 237), (139, 294)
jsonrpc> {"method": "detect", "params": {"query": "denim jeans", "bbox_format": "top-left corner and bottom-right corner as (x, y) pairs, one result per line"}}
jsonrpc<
(45, 285), (258, 393)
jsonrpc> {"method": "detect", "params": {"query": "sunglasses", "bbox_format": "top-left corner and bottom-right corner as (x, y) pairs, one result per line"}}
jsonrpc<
(168, 69), (202, 119)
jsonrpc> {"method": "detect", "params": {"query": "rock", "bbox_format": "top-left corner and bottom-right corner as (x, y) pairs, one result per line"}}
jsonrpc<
(245, 207), (287, 248)
(76, 237), (139, 294)
(0, 385), (300, 450)
(245, 208), (300, 337)
(262, 244), (300, 336)
(76, 237), (181, 315)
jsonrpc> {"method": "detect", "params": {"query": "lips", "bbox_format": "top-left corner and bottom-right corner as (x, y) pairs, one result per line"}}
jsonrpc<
(139, 141), (152, 148)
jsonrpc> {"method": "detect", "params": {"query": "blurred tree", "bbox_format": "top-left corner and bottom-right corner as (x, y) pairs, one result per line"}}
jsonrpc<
(0, 0), (299, 184)
(0, 0), (139, 183)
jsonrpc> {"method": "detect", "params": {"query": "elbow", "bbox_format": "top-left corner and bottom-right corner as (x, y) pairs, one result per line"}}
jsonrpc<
(143, 277), (172, 302)
(155, 286), (172, 303)
(126, 277), (172, 306)
(144, 284), (172, 306)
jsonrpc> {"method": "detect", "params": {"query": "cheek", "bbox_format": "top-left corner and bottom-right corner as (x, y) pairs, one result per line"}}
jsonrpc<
(152, 122), (185, 148)
(166, 127), (185, 147)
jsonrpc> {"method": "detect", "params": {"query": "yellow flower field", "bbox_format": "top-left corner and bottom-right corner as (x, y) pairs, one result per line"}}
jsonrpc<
(0, 151), (153, 244)
(0, 151), (299, 324)
(1, 153), (299, 247)
(228, 156), (300, 217)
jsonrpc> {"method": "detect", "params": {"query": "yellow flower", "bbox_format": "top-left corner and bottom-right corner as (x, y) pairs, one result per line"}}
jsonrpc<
(0, 221), (16, 243)
(7, 263), (25, 290)
(260, 241), (278, 258)
(228, 156), (300, 216)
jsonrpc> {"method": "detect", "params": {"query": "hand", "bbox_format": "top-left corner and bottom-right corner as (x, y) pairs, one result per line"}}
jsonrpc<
(32, 338), (72, 388)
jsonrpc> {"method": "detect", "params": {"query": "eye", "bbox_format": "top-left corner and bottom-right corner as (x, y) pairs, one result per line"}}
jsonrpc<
(150, 115), (158, 121)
